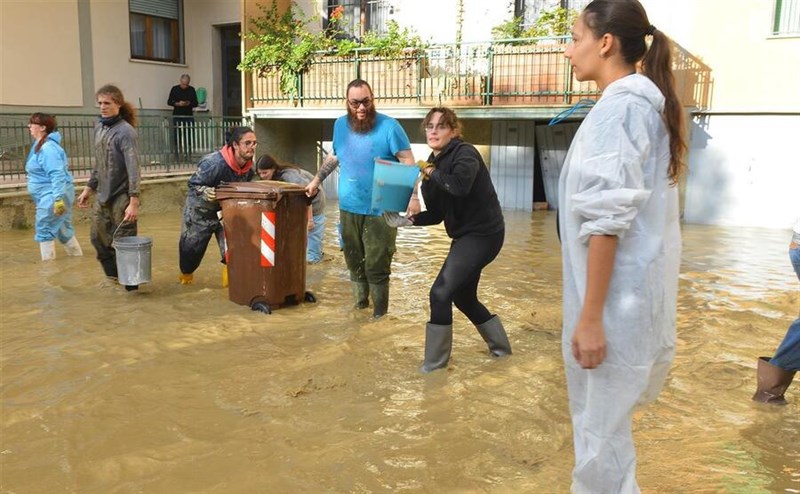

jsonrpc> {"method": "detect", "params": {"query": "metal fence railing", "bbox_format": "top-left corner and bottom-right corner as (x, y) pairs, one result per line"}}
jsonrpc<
(250, 37), (599, 108)
(0, 114), (251, 183)
(249, 36), (710, 110)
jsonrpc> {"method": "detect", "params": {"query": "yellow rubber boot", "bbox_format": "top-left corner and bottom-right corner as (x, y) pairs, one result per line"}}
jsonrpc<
(221, 265), (228, 288)
(179, 273), (194, 285)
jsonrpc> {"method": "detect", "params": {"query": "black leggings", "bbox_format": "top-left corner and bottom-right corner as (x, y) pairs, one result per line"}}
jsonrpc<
(429, 230), (504, 326)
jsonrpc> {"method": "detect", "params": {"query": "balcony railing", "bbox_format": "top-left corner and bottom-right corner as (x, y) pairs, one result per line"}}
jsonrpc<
(247, 37), (710, 110)
(0, 114), (250, 184)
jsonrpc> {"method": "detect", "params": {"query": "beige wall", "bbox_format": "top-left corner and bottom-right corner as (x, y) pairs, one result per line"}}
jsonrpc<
(184, 1), (241, 115)
(0, 0), (84, 107)
(642, 0), (800, 111)
(90, 0), (240, 113)
(0, 0), (242, 112)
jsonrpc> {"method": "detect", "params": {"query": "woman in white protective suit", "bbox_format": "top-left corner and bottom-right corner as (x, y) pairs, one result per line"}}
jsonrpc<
(559, 1), (687, 492)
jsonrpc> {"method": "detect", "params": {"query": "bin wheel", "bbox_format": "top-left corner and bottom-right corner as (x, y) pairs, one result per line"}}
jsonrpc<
(251, 302), (271, 314)
(304, 291), (317, 303)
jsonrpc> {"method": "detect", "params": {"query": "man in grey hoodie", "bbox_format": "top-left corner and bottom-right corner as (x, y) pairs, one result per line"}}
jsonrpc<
(77, 85), (141, 291)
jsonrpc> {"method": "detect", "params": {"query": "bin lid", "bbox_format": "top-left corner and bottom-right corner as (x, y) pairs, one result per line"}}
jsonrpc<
(216, 180), (307, 200)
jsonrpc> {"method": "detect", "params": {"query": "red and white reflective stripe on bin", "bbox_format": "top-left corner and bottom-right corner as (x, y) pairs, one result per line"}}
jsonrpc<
(222, 231), (229, 263)
(260, 211), (276, 267)
(219, 210), (229, 263)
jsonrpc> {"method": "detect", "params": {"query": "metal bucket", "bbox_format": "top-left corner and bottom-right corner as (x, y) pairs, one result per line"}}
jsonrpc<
(112, 236), (152, 285)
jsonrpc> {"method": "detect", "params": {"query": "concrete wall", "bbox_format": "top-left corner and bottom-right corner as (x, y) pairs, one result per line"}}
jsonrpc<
(639, 0), (800, 227)
(642, 0), (800, 111)
(0, 177), (190, 232)
(683, 115), (800, 229)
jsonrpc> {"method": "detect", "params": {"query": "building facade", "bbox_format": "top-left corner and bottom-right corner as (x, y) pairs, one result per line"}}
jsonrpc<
(2, 0), (798, 227)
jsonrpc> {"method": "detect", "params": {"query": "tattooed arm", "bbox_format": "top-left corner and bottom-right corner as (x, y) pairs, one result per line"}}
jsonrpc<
(305, 154), (339, 198)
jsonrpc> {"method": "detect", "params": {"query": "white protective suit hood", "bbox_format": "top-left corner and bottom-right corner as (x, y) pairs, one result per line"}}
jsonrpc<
(558, 73), (680, 494)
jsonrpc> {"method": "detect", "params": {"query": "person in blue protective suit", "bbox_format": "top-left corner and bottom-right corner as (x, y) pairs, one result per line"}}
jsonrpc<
(26, 113), (83, 261)
(77, 85), (141, 291)
(177, 126), (257, 286)
(304, 79), (414, 318)
(256, 154), (326, 264)
(752, 217), (800, 405)
(558, 1), (687, 492)
(385, 107), (511, 373)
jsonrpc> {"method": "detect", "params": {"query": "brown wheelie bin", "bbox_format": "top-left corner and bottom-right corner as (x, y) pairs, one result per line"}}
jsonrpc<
(216, 181), (316, 314)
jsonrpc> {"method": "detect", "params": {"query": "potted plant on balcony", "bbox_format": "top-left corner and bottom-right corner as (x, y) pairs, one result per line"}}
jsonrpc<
(489, 7), (586, 105)
(239, 1), (327, 104)
(240, 1), (428, 107)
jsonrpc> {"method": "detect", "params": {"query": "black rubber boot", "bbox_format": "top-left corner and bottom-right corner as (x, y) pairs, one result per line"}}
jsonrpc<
(475, 315), (512, 357)
(100, 257), (118, 278)
(420, 323), (453, 373)
(369, 283), (389, 319)
(752, 356), (795, 405)
(352, 281), (369, 309)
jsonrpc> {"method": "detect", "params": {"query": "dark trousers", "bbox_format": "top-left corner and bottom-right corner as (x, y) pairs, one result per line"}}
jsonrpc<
(429, 230), (504, 326)
(171, 116), (194, 162)
(178, 205), (224, 275)
(90, 194), (137, 278)
(339, 210), (396, 285)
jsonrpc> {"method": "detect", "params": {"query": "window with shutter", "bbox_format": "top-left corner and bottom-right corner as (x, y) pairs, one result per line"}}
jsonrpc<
(773, 0), (800, 36)
(129, 0), (184, 62)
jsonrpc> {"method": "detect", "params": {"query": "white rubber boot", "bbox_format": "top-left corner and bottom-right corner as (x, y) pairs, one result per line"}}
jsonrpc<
(63, 236), (84, 256)
(39, 240), (56, 261)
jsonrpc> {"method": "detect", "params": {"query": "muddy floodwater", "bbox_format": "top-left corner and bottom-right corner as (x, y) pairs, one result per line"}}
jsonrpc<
(1, 206), (798, 493)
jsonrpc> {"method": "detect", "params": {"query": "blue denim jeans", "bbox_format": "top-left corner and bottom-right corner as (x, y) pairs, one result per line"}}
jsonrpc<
(307, 213), (326, 263)
(770, 245), (800, 371)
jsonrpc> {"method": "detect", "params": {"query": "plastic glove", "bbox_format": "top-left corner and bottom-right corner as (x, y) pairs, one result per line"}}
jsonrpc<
(383, 211), (413, 228)
(53, 198), (67, 216)
(417, 160), (434, 180)
(198, 186), (217, 202)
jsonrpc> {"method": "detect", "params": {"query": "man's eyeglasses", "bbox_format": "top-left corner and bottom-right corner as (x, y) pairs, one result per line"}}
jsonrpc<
(425, 124), (450, 132)
(348, 98), (373, 109)
(240, 140), (258, 148)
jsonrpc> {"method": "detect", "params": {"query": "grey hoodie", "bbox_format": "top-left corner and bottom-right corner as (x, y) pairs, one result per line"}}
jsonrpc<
(88, 118), (141, 204)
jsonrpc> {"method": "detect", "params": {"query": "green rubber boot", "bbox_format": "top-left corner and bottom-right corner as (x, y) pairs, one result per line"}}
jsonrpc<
(369, 283), (389, 318)
(353, 281), (369, 309)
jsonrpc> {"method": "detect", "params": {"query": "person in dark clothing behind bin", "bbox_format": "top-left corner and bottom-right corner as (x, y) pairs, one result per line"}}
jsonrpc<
(385, 107), (511, 373)
(304, 79), (414, 319)
(77, 84), (141, 291)
(178, 126), (257, 286)
(256, 154), (327, 264)
(167, 74), (198, 160)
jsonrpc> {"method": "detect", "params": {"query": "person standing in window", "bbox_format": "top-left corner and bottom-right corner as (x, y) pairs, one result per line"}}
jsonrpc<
(26, 113), (83, 261)
(167, 74), (198, 161)
(304, 79), (414, 319)
(77, 85), (142, 291)
(558, 0), (687, 491)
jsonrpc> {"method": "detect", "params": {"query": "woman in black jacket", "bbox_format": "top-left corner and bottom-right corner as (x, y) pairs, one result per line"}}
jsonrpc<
(395, 107), (511, 373)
